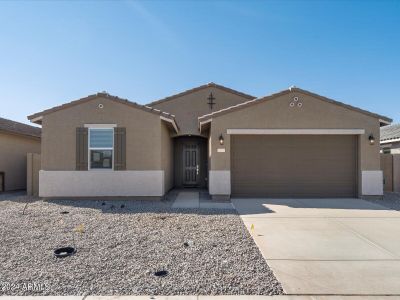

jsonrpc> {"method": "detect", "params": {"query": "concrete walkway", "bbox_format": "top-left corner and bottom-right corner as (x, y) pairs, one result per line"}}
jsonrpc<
(232, 197), (400, 296)
(172, 191), (233, 209)
(171, 191), (199, 208)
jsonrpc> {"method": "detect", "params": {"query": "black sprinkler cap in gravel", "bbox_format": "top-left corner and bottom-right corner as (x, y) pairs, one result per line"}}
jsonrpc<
(54, 247), (76, 258)
(60, 211), (69, 215)
(154, 270), (168, 277)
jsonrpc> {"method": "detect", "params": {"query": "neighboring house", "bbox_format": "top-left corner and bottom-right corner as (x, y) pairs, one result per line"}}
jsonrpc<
(28, 83), (391, 199)
(380, 123), (400, 154)
(0, 117), (41, 192)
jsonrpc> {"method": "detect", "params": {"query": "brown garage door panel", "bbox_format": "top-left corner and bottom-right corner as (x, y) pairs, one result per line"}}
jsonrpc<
(231, 135), (357, 198)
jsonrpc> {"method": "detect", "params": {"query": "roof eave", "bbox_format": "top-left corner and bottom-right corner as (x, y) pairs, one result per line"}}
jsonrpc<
(198, 87), (392, 124)
(198, 118), (212, 133)
(27, 93), (176, 123)
(28, 115), (43, 125)
(160, 116), (179, 133)
(291, 88), (392, 124)
(379, 119), (392, 126)
(0, 129), (41, 139)
(381, 137), (400, 144)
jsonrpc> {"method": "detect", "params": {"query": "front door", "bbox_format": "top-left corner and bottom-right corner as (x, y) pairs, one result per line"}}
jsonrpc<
(183, 144), (199, 186)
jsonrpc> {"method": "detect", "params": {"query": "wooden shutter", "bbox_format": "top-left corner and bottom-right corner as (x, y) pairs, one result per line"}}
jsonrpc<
(114, 127), (126, 170)
(76, 127), (88, 170)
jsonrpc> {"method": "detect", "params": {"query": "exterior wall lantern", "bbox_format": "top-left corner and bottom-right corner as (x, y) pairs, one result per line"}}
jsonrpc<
(219, 134), (224, 145)
(368, 134), (375, 145)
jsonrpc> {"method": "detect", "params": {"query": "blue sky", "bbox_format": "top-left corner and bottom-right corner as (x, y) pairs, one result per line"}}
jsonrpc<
(1, 0), (399, 125)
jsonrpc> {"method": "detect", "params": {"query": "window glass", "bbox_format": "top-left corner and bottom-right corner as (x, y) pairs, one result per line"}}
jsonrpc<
(90, 129), (113, 148)
(90, 150), (113, 169)
(89, 128), (113, 169)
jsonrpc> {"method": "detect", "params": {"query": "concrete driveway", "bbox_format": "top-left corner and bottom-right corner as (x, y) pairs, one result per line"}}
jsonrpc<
(232, 197), (400, 295)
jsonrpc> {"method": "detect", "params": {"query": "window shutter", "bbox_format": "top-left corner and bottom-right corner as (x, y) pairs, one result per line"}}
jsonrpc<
(76, 127), (88, 170)
(114, 127), (126, 170)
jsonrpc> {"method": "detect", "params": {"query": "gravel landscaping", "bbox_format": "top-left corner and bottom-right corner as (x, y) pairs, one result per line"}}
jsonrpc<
(0, 193), (283, 296)
(365, 192), (400, 211)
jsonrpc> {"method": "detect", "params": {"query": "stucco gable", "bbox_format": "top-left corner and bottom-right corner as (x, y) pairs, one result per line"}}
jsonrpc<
(198, 87), (392, 126)
(28, 93), (178, 133)
(147, 83), (255, 136)
(146, 82), (255, 107)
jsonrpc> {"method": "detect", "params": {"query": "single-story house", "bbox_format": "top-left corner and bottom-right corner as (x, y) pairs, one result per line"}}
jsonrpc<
(380, 123), (400, 154)
(0, 117), (41, 192)
(28, 83), (391, 199)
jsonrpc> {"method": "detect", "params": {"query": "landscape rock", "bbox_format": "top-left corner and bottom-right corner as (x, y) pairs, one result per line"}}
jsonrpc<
(0, 193), (283, 296)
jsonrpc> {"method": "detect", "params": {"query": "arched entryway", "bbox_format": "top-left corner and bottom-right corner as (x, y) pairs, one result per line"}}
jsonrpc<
(173, 136), (208, 188)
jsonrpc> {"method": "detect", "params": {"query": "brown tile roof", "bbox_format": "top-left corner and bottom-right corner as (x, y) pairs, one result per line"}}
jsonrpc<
(381, 123), (400, 142)
(0, 117), (41, 138)
(146, 82), (256, 107)
(28, 92), (177, 125)
(198, 87), (392, 124)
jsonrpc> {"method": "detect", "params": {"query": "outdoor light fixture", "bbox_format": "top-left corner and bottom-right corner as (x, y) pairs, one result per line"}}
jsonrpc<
(368, 134), (375, 145)
(219, 134), (224, 145)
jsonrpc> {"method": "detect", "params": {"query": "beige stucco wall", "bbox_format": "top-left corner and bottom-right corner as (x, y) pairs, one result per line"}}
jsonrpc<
(209, 91), (381, 196)
(161, 122), (174, 193)
(27, 152), (41, 196)
(41, 96), (163, 171)
(0, 132), (40, 191)
(394, 154), (400, 193)
(150, 87), (251, 137)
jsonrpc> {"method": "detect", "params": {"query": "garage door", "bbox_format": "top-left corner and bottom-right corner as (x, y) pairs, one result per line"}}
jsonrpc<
(231, 135), (357, 198)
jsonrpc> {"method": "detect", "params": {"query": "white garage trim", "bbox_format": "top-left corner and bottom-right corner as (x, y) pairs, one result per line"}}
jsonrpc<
(39, 170), (164, 197)
(227, 129), (365, 135)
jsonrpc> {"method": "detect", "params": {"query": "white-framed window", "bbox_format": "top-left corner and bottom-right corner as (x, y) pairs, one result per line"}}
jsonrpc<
(88, 127), (114, 170)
